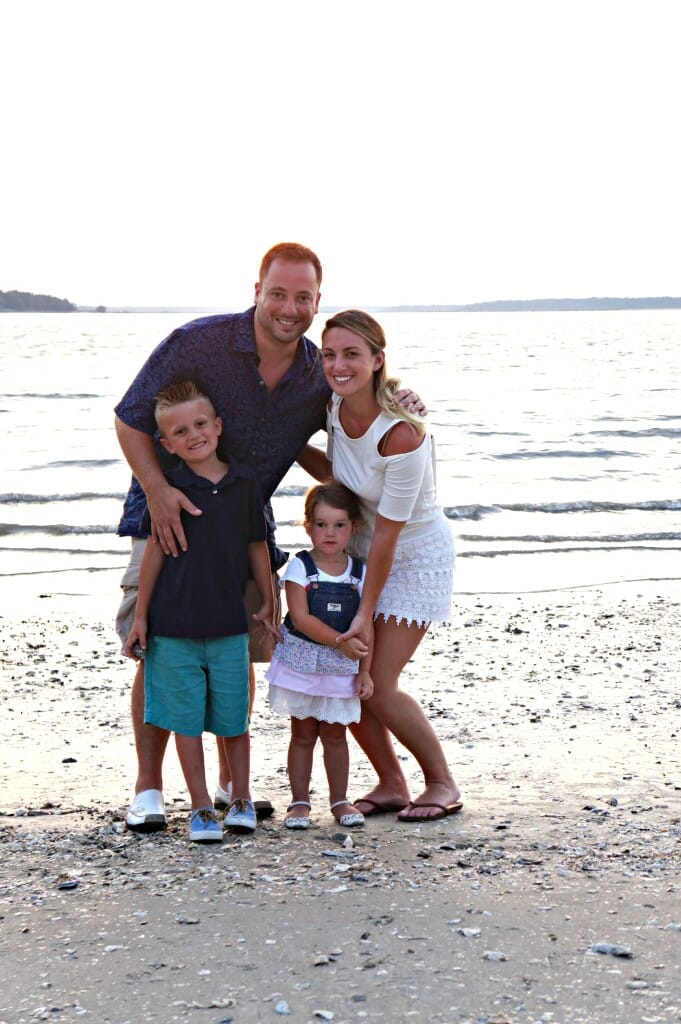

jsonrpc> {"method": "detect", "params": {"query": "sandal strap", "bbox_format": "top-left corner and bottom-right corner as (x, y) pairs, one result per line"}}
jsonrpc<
(330, 799), (351, 811)
(287, 801), (311, 810)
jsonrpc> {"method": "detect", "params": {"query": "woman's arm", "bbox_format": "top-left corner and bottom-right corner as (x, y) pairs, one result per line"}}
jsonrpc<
(336, 423), (427, 646)
(336, 515), (405, 647)
(248, 541), (281, 643)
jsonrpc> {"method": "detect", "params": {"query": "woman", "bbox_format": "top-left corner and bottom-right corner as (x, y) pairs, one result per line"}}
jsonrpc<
(302, 309), (462, 822)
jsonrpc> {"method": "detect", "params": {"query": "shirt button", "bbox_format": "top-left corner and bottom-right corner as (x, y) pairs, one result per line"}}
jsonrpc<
(212, 489), (218, 494)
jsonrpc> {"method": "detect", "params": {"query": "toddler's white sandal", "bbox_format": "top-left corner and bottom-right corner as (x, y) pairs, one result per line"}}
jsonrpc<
(330, 800), (365, 828)
(285, 801), (311, 829)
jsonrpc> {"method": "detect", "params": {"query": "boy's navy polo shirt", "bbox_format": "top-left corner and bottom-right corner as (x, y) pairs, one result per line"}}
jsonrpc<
(144, 460), (266, 640)
(115, 307), (330, 563)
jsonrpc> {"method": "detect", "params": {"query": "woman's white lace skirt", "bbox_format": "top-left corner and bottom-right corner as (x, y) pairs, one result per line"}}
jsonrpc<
(373, 515), (454, 627)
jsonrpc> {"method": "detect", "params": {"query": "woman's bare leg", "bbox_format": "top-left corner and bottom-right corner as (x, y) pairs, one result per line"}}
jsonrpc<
(352, 617), (461, 819)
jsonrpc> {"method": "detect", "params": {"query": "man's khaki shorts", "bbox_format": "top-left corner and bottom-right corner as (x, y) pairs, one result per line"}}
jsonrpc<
(115, 538), (281, 663)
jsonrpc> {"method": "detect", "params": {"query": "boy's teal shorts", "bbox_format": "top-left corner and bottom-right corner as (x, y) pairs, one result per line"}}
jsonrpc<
(144, 634), (249, 737)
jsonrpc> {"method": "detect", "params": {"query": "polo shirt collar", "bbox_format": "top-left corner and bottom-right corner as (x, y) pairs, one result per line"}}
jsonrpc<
(167, 459), (251, 490)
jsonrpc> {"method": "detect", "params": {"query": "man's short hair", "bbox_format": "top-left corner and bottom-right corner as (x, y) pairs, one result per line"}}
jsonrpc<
(259, 243), (322, 288)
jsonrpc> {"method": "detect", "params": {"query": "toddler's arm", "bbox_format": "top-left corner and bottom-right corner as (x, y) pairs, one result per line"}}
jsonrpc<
(285, 580), (369, 658)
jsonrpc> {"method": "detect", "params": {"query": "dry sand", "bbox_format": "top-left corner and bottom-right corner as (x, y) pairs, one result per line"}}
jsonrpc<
(1, 580), (680, 1023)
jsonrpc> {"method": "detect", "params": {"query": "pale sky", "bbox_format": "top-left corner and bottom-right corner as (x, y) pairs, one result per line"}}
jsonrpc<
(2, 0), (679, 309)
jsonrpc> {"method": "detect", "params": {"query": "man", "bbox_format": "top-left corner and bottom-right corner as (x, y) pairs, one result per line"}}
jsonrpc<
(115, 242), (421, 831)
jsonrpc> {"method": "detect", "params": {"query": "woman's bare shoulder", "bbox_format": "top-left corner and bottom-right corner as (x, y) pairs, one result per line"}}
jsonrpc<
(380, 420), (425, 456)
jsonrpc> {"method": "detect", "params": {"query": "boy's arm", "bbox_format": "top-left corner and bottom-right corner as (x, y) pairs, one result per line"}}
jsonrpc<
(124, 538), (165, 658)
(285, 581), (369, 660)
(248, 541), (281, 642)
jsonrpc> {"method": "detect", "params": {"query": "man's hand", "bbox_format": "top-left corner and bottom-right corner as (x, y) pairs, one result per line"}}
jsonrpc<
(252, 605), (283, 644)
(395, 387), (427, 418)
(147, 481), (202, 556)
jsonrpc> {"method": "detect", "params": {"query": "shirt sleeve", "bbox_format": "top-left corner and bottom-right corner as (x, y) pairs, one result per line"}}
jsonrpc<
(114, 327), (194, 434)
(376, 434), (431, 522)
(280, 555), (309, 589)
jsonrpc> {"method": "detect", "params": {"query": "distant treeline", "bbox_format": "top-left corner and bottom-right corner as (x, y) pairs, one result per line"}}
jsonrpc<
(0, 289), (77, 312)
(384, 297), (681, 312)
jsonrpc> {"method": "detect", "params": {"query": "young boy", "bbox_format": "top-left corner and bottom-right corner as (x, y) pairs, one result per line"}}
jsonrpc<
(124, 380), (278, 842)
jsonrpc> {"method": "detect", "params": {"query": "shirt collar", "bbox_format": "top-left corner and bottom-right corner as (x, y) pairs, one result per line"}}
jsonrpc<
(167, 459), (251, 490)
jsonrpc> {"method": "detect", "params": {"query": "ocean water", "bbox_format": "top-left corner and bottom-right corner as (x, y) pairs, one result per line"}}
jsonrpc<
(1, 309), (680, 614)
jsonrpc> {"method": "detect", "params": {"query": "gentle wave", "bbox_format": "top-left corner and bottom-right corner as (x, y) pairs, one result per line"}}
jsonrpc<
(0, 492), (125, 504)
(461, 543), (681, 558)
(494, 448), (638, 461)
(585, 427), (681, 439)
(0, 392), (102, 400)
(0, 523), (116, 536)
(444, 499), (681, 519)
(39, 459), (121, 469)
(459, 531), (681, 543)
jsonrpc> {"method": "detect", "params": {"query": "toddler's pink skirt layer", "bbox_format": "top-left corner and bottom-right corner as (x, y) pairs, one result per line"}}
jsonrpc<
(266, 660), (361, 725)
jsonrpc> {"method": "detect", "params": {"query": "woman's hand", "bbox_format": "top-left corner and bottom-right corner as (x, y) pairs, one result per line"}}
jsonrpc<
(337, 635), (369, 660)
(336, 610), (374, 649)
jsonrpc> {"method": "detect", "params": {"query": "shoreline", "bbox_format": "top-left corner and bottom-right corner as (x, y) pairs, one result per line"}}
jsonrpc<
(1, 582), (680, 1021)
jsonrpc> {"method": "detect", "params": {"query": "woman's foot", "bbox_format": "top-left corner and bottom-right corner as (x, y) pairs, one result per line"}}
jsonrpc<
(353, 786), (410, 817)
(396, 782), (463, 822)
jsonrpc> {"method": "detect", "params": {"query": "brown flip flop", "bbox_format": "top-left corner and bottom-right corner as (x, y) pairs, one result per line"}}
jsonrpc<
(353, 797), (408, 817)
(397, 801), (463, 822)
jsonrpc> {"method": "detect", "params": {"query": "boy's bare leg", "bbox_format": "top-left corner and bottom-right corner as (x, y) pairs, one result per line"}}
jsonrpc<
(174, 734), (212, 810)
(222, 731), (251, 800)
(216, 664), (256, 790)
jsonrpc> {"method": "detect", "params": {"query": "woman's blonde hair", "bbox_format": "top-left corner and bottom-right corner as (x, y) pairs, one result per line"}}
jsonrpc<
(321, 309), (425, 433)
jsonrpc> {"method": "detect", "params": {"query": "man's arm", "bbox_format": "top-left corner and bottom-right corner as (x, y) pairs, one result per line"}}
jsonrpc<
(115, 416), (201, 556)
(248, 541), (281, 643)
(295, 443), (332, 482)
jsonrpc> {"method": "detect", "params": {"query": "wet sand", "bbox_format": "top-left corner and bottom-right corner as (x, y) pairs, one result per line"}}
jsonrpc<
(1, 581), (680, 1023)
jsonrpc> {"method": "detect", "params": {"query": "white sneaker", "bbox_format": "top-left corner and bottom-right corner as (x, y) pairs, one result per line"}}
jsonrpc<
(213, 782), (233, 809)
(126, 788), (167, 832)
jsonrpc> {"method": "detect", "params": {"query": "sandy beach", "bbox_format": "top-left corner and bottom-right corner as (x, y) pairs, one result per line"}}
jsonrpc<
(1, 579), (680, 1023)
